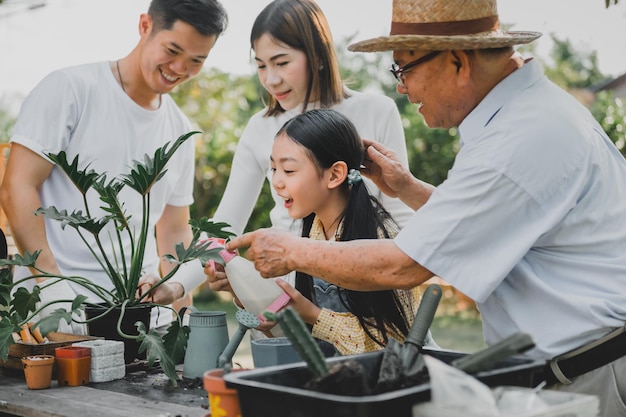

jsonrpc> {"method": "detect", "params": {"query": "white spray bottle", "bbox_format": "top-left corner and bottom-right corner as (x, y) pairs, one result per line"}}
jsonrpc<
(204, 238), (290, 332)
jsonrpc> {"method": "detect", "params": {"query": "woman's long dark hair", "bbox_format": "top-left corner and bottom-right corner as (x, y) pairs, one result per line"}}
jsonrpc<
(250, 0), (348, 117)
(276, 109), (410, 347)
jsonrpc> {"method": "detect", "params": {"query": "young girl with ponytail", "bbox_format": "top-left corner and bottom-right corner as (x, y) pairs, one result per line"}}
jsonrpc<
(269, 108), (423, 356)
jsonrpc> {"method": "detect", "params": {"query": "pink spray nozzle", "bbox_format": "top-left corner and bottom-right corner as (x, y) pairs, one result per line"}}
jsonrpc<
(201, 237), (238, 263)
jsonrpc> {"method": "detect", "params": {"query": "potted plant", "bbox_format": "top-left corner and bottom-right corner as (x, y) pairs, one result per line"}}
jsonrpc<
(0, 131), (233, 386)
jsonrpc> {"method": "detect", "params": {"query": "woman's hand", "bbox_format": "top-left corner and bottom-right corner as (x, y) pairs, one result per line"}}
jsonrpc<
(137, 273), (184, 305)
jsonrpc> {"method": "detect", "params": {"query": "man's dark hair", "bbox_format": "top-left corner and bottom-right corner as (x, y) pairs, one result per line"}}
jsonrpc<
(148, 0), (228, 37)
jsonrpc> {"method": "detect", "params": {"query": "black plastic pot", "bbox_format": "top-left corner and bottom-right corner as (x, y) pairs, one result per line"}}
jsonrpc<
(84, 304), (151, 364)
(223, 348), (546, 417)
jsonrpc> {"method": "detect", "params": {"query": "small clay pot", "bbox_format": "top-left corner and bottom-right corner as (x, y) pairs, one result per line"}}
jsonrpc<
(22, 355), (55, 390)
(204, 368), (245, 417)
(55, 346), (91, 386)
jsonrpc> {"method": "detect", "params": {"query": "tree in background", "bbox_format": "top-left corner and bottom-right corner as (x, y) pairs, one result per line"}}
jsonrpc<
(543, 35), (605, 90)
(169, 68), (271, 230)
(541, 35), (625, 157)
(1, 36), (624, 235)
(173, 35), (625, 233)
(591, 91), (626, 154)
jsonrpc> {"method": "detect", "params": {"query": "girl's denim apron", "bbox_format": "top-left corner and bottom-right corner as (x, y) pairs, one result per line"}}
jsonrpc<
(313, 277), (349, 357)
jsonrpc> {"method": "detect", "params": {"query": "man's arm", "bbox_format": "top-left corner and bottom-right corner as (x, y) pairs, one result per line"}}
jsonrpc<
(227, 229), (434, 291)
(156, 204), (193, 278)
(149, 204), (204, 305)
(0, 143), (60, 278)
(0, 144), (88, 334)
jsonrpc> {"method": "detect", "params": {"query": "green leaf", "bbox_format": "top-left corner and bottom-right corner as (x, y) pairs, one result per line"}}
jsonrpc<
(136, 321), (181, 386)
(162, 320), (189, 365)
(36, 308), (72, 335)
(44, 151), (101, 195)
(92, 177), (131, 231)
(191, 217), (236, 240)
(0, 251), (40, 268)
(0, 268), (13, 307)
(12, 287), (40, 319)
(35, 207), (109, 234)
(163, 240), (224, 267)
(0, 317), (21, 363)
(122, 131), (199, 196)
(71, 295), (88, 312)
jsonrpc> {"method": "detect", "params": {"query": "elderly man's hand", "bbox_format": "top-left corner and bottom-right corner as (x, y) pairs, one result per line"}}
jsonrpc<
(361, 138), (411, 198)
(226, 228), (295, 278)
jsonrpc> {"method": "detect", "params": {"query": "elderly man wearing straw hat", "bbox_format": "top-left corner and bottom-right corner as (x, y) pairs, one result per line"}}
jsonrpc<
(226, 0), (626, 413)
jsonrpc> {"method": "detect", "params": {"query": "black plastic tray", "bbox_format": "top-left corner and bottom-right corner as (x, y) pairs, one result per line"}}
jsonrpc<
(224, 348), (546, 417)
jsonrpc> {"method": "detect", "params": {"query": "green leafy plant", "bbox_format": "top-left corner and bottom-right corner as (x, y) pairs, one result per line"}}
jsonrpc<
(0, 131), (233, 385)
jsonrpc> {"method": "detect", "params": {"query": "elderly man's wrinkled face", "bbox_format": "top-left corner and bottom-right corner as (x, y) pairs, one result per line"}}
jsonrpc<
(392, 50), (462, 129)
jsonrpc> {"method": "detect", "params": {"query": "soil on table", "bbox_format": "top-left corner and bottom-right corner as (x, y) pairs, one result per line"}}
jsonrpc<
(90, 362), (208, 410)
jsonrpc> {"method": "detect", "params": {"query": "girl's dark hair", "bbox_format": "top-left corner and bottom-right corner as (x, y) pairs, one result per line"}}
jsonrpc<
(277, 109), (410, 346)
(251, 0), (348, 117)
(148, 0), (228, 37)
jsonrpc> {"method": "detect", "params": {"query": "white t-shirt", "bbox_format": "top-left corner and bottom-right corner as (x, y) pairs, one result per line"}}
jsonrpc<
(212, 89), (414, 237)
(395, 60), (626, 359)
(11, 61), (195, 304)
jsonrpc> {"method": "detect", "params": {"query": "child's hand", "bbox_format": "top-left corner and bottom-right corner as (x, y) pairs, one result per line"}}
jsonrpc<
(256, 319), (279, 337)
(275, 279), (321, 325)
(204, 259), (232, 293)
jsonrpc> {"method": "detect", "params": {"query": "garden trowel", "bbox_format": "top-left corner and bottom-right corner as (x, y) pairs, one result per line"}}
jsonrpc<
(376, 283), (443, 391)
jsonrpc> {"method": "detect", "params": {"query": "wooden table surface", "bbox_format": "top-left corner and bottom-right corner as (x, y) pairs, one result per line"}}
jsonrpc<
(0, 367), (209, 417)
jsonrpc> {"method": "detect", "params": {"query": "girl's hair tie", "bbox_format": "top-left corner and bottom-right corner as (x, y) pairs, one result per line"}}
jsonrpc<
(347, 168), (362, 186)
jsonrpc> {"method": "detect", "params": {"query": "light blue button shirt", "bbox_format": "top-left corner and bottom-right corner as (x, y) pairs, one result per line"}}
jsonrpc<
(395, 59), (626, 359)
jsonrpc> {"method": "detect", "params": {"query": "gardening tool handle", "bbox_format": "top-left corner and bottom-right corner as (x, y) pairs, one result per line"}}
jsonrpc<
(451, 332), (535, 374)
(404, 284), (442, 350)
(217, 324), (247, 369)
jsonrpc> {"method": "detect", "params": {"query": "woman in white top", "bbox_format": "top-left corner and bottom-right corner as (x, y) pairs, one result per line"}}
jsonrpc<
(148, 0), (412, 316)
(212, 0), (413, 239)
(206, 1), (415, 324)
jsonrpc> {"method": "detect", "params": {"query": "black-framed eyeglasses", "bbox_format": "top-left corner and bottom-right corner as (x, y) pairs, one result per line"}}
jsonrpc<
(389, 51), (442, 86)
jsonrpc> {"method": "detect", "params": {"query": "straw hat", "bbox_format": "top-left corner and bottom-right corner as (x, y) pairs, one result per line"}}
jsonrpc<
(348, 0), (541, 52)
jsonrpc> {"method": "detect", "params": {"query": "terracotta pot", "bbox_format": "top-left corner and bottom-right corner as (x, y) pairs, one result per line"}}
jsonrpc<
(22, 355), (55, 390)
(204, 368), (245, 417)
(55, 346), (91, 386)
